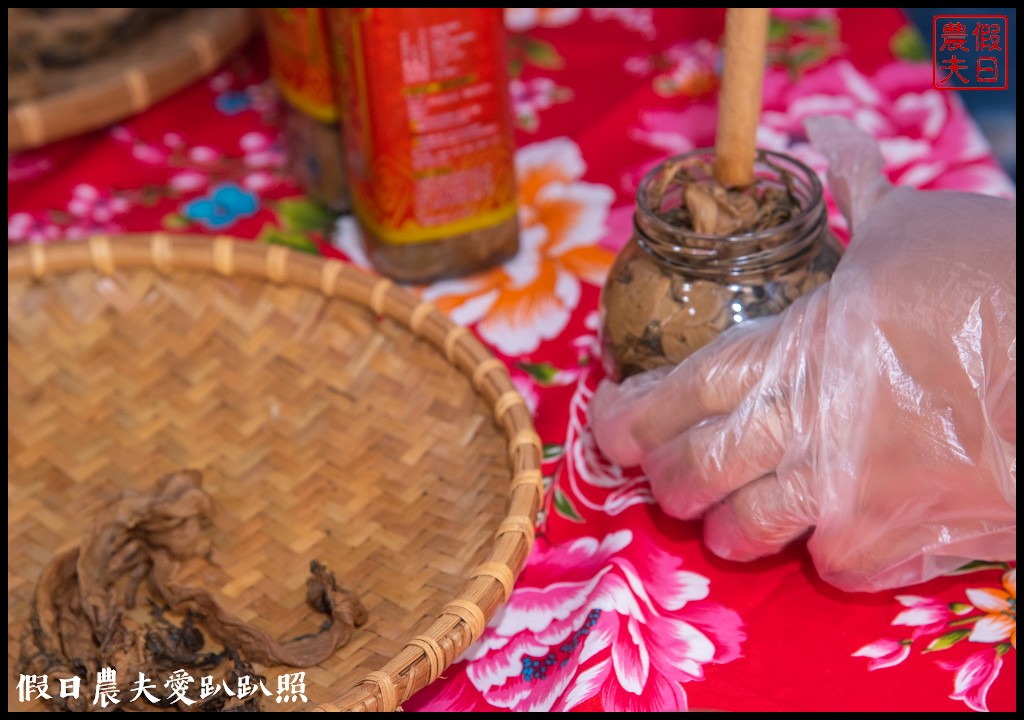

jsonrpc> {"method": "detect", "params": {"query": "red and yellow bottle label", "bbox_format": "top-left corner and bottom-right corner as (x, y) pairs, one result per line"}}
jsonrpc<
(328, 8), (518, 245)
(261, 8), (338, 123)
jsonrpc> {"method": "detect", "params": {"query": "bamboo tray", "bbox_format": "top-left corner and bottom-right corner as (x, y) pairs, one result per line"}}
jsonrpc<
(8, 9), (258, 153)
(7, 235), (542, 711)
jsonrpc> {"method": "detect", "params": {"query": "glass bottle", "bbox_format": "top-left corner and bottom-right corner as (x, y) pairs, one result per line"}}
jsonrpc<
(327, 8), (519, 285)
(261, 8), (351, 214)
(600, 148), (843, 380)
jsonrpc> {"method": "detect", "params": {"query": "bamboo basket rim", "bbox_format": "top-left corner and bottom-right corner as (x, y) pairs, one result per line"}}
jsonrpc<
(8, 8), (258, 153)
(7, 234), (543, 712)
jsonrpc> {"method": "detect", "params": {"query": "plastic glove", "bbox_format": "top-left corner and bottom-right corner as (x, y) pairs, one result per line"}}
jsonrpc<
(590, 116), (1016, 592)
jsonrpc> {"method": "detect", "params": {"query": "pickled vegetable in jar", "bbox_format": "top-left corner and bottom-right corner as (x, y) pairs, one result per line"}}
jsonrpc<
(599, 148), (843, 380)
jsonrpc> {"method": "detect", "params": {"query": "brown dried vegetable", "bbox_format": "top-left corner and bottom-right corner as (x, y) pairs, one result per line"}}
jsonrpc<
(15, 470), (368, 712)
(603, 158), (837, 378)
(8, 9), (183, 106)
(651, 156), (799, 237)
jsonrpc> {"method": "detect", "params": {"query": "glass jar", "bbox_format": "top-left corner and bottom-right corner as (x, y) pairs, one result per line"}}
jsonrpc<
(599, 148), (843, 381)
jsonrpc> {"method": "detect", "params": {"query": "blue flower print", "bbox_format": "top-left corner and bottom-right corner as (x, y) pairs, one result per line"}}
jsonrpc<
(215, 90), (252, 115)
(182, 183), (258, 230)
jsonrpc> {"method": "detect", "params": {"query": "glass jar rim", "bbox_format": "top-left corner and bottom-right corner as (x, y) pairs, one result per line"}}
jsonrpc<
(634, 147), (825, 245)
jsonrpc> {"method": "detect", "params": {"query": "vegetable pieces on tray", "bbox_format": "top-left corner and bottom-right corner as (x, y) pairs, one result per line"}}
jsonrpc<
(15, 470), (367, 711)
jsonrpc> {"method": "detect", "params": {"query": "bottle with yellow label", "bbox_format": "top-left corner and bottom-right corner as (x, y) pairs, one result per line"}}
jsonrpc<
(261, 8), (350, 214)
(326, 8), (520, 284)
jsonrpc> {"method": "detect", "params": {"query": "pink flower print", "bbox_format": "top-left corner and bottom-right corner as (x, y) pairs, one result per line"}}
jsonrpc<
(403, 668), (502, 713)
(890, 595), (951, 640)
(240, 132), (285, 170)
(939, 647), (1003, 713)
(510, 77), (572, 133)
(242, 170), (276, 193)
(852, 638), (912, 670)
(8, 212), (61, 244)
(8, 151), (52, 183)
(511, 373), (541, 417)
(451, 530), (744, 712)
(132, 143), (170, 165)
(188, 146), (222, 164)
(570, 310), (602, 365)
(209, 71), (233, 93)
(626, 41), (719, 98)
(111, 125), (170, 164)
(628, 105), (718, 159)
(169, 170), (209, 193)
(163, 132), (186, 149)
(66, 184), (129, 223)
(504, 8), (582, 32)
(771, 8), (838, 22)
(562, 606), (727, 712)
(110, 125), (134, 143)
(654, 41), (719, 98)
(240, 132), (267, 153)
(245, 81), (279, 114)
(589, 8), (656, 40)
(759, 58), (1015, 199)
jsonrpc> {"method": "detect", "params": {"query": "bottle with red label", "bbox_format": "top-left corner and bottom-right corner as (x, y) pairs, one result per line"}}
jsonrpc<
(261, 8), (350, 214)
(326, 8), (520, 284)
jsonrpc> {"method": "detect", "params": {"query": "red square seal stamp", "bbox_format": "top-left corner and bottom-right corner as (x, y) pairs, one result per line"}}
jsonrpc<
(933, 14), (1009, 90)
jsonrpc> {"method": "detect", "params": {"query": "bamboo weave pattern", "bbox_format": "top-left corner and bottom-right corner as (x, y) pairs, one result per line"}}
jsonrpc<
(7, 235), (541, 711)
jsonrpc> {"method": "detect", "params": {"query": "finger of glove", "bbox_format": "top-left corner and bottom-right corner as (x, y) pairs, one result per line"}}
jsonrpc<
(643, 394), (791, 520)
(591, 318), (778, 468)
(702, 468), (816, 562)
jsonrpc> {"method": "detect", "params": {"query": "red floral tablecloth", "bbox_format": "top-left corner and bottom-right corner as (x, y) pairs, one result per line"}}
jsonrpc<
(8, 8), (1016, 713)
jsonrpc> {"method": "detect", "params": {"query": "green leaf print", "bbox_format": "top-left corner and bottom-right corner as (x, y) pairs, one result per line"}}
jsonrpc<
(924, 629), (971, 652)
(542, 443), (564, 462)
(258, 227), (320, 255)
(161, 213), (191, 230)
(517, 361), (560, 385)
(276, 197), (335, 234)
(553, 488), (584, 523)
(890, 25), (930, 62)
(522, 37), (565, 70)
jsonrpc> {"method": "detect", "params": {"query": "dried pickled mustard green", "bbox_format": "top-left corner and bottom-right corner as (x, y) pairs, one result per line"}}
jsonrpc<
(602, 159), (832, 379)
(15, 470), (368, 711)
(652, 160), (801, 236)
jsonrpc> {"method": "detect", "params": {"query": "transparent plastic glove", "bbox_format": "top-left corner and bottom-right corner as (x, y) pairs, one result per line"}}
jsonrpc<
(590, 116), (1016, 592)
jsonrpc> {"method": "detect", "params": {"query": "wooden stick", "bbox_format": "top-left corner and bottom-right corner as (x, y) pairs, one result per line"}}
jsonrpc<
(713, 8), (770, 188)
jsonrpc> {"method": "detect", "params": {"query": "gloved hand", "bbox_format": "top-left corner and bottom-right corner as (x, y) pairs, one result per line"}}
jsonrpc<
(590, 116), (1016, 593)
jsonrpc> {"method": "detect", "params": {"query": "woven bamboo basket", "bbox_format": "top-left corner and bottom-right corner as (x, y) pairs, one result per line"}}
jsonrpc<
(7, 234), (542, 712)
(8, 9), (258, 153)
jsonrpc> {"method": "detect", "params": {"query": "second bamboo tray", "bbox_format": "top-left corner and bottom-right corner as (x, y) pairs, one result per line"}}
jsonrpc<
(8, 9), (258, 153)
(7, 235), (542, 711)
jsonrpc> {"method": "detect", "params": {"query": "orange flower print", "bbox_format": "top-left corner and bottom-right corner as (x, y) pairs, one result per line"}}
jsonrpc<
(967, 568), (1016, 649)
(854, 566), (1014, 713)
(423, 137), (615, 356)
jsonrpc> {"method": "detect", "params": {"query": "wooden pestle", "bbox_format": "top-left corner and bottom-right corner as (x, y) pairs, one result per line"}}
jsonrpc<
(713, 8), (770, 188)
